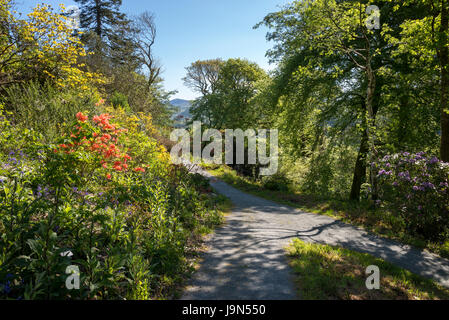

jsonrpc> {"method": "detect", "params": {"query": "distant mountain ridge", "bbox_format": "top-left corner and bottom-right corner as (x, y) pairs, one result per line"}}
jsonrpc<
(170, 99), (192, 109)
(170, 99), (192, 127)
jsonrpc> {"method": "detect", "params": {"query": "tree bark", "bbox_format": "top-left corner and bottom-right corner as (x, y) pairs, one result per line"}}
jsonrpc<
(365, 60), (378, 200)
(95, 0), (102, 37)
(440, 1), (449, 162)
(350, 130), (369, 200)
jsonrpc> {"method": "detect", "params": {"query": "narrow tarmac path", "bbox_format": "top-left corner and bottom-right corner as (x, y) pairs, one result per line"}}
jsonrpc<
(181, 168), (449, 300)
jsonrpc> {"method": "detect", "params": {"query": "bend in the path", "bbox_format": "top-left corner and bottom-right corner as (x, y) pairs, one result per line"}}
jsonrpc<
(182, 167), (449, 300)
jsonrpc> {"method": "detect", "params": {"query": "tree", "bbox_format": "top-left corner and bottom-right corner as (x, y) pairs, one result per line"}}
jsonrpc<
(0, 1), (102, 90)
(74, 0), (128, 40)
(387, 0), (449, 161)
(74, 0), (135, 75)
(215, 58), (267, 129)
(185, 58), (266, 129)
(183, 59), (223, 96)
(258, 0), (392, 199)
(132, 12), (162, 89)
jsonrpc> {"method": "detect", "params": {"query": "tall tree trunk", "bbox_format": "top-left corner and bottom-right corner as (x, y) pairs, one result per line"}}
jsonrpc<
(397, 95), (409, 148)
(365, 59), (378, 200)
(350, 130), (369, 200)
(440, 1), (449, 162)
(95, 0), (102, 38)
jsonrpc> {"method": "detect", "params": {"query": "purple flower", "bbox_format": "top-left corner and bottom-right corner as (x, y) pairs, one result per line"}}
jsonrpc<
(429, 157), (440, 165)
(413, 186), (419, 191)
(422, 182), (435, 190)
(398, 171), (411, 182)
(2, 281), (11, 295)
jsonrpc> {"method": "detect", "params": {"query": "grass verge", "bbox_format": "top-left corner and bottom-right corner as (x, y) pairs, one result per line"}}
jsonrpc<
(286, 239), (449, 300)
(203, 164), (449, 259)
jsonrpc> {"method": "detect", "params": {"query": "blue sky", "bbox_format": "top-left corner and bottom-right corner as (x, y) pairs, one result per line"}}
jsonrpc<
(15, 0), (288, 100)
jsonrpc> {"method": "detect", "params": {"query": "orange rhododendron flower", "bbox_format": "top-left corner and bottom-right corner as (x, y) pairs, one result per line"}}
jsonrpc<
(95, 99), (105, 107)
(76, 112), (88, 123)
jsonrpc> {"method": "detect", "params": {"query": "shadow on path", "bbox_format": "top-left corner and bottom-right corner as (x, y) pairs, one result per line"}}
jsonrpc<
(181, 168), (449, 300)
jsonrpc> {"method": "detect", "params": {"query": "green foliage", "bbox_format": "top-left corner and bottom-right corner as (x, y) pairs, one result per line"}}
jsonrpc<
(253, 0), (445, 202)
(110, 91), (130, 112)
(0, 1), (103, 90)
(261, 173), (291, 192)
(187, 58), (267, 129)
(75, 0), (130, 41)
(0, 107), (223, 300)
(2, 81), (99, 142)
(376, 152), (449, 241)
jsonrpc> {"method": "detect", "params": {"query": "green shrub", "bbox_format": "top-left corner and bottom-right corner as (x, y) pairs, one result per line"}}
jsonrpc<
(0, 107), (222, 300)
(261, 173), (292, 192)
(1, 81), (99, 141)
(376, 152), (449, 241)
(110, 92), (131, 113)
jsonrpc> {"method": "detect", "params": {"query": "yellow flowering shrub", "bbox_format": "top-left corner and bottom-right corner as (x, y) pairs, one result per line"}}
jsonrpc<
(0, 0), (104, 89)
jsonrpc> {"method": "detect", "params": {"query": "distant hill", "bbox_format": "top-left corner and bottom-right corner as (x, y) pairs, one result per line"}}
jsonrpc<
(170, 99), (191, 109)
(170, 99), (192, 127)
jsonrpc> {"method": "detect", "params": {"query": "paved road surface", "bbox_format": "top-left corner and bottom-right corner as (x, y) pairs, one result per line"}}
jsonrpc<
(181, 167), (449, 300)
